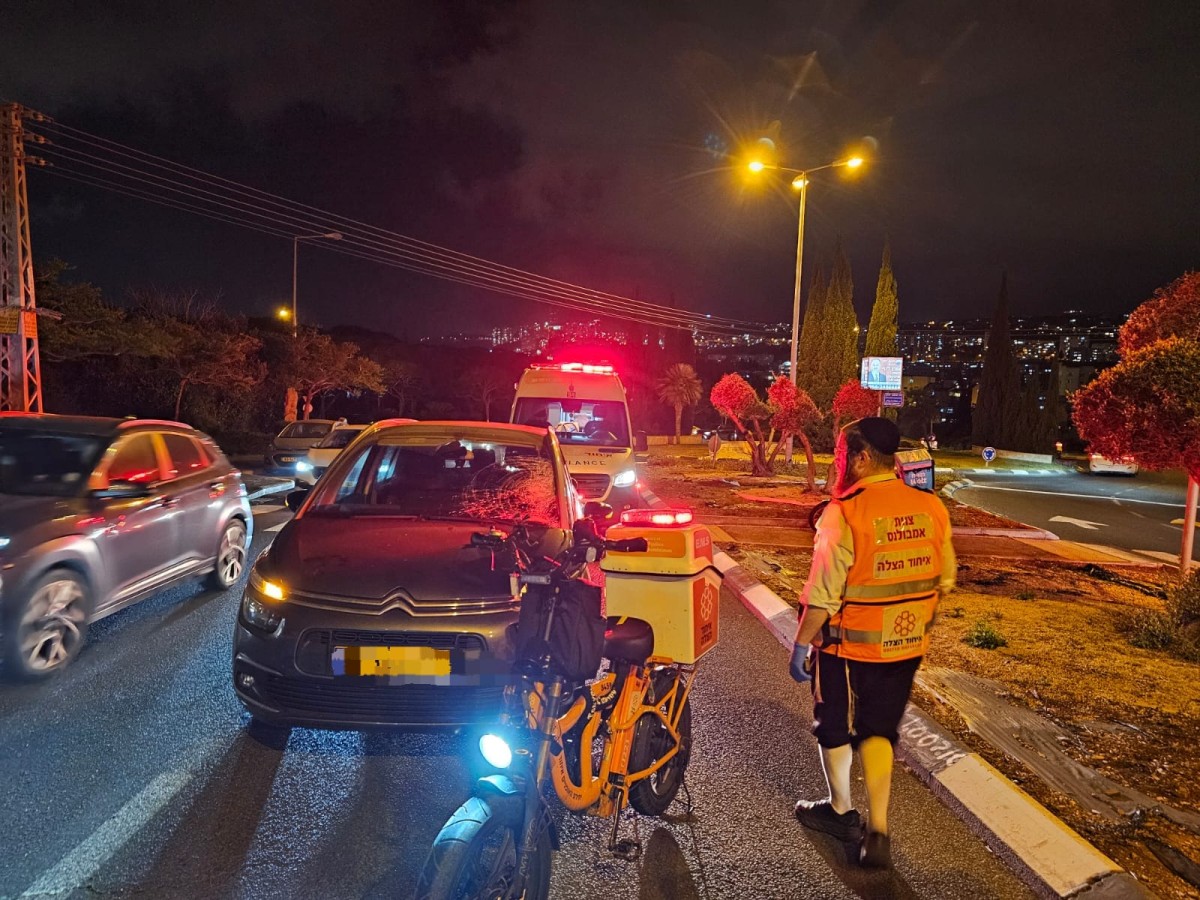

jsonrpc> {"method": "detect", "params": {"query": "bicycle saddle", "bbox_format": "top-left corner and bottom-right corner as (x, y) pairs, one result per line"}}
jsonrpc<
(603, 617), (654, 665)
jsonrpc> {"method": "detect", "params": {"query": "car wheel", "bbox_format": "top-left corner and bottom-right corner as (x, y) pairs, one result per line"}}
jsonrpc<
(208, 519), (248, 590)
(2, 569), (92, 681)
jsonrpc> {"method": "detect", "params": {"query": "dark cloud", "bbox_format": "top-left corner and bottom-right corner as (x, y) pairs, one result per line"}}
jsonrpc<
(7, 0), (1199, 335)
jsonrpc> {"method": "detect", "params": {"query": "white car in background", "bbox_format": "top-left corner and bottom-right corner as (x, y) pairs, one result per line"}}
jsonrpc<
(294, 424), (369, 485)
(1088, 452), (1139, 476)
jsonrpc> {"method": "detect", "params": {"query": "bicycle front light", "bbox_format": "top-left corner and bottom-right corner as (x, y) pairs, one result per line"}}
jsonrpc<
(479, 733), (513, 769)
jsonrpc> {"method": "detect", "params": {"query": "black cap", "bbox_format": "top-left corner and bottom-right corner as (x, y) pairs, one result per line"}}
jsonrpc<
(850, 417), (901, 455)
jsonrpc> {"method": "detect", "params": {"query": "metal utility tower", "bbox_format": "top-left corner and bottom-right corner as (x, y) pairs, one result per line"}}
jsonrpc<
(0, 103), (43, 412)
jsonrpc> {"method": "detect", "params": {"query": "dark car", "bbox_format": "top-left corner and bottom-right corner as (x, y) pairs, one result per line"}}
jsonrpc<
(233, 420), (579, 730)
(0, 415), (253, 680)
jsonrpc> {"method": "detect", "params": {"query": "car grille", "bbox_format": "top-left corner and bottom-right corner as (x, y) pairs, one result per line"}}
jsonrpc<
(256, 674), (505, 725)
(289, 588), (518, 617)
(296, 629), (489, 676)
(572, 474), (611, 497)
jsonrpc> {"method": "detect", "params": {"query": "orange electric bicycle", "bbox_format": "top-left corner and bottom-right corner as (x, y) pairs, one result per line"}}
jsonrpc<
(413, 514), (697, 900)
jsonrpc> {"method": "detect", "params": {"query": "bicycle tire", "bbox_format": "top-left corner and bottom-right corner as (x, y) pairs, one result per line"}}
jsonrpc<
(413, 795), (551, 900)
(627, 672), (693, 816)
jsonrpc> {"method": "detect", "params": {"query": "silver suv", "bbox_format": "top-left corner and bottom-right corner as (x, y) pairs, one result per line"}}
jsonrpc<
(0, 415), (253, 680)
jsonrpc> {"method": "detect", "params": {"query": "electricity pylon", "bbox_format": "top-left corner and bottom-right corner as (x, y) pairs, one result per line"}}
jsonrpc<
(0, 103), (43, 412)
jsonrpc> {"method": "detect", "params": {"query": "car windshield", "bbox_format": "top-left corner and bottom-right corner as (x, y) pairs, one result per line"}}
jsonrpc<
(0, 429), (107, 497)
(280, 422), (332, 440)
(316, 427), (364, 449)
(314, 434), (560, 525)
(512, 397), (630, 448)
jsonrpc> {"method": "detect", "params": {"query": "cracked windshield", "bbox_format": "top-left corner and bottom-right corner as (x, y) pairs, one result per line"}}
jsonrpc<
(315, 434), (559, 525)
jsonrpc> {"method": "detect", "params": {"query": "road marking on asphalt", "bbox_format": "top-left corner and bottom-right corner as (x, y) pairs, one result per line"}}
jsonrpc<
(1170, 518), (1200, 528)
(252, 504), (285, 514)
(1048, 515), (1106, 530)
(20, 769), (194, 898)
(961, 483), (1185, 508)
(265, 522), (288, 532)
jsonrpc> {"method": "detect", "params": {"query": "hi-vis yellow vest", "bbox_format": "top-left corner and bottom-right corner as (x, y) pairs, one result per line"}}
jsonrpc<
(822, 478), (949, 662)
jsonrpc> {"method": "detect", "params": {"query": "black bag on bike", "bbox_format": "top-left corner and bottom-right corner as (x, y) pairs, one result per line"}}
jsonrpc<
(516, 580), (606, 682)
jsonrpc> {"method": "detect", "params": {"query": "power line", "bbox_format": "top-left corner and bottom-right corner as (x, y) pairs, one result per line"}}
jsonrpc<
(27, 111), (773, 335)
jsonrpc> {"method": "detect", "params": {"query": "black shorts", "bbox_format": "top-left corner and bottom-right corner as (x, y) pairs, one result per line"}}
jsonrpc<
(810, 653), (922, 749)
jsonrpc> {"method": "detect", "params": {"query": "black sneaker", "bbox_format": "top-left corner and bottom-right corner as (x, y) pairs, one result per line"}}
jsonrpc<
(794, 799), (863, 841)
(859, 831), (891, 869)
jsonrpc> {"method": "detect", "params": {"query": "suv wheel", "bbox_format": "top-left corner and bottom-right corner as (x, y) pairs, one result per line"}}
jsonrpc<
(3, 569), (91, 680)
(209, 519), (248, 590)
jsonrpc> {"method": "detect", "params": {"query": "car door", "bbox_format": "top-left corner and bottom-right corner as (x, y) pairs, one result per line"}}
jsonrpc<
(90, 432), (181, 611)
(159, 431), (224, 569)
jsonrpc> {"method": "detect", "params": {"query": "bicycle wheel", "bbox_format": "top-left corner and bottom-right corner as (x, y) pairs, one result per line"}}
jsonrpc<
(413, 795), (551, 900)
(627, 672), (693, 816)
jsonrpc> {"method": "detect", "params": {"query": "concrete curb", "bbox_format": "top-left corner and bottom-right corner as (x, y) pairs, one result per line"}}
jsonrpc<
(942, 479), (1061, 540)
(710, 548), (1155, 899)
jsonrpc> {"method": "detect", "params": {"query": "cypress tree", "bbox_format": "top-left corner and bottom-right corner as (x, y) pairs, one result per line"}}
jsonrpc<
(865, 238), (899, 357)
(795, 264), (827, 399)
(972, 274), (1022, 447)
(822, 239), (860, 407)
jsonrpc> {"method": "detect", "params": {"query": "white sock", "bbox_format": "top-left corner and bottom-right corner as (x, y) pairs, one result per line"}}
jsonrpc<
(819, 744), (854, 814)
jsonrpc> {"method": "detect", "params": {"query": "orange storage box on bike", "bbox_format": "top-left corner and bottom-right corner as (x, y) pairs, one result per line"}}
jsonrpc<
(602, 508), (721, 664)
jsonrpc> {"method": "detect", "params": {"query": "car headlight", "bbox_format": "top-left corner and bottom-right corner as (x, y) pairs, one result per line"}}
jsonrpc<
(0, 537), (10, 551)
(613, 469), (637, 488)
(242, 567), (286, 633)
(249, 568), (287, 601)
(479, 733), (513, 768)
(241, 595), (283, 633)
(295, 461), (313, 473)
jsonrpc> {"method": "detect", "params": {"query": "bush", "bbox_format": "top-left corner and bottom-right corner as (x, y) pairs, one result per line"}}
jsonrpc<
(1015, 590), (1036, 601)
(963, 620), (1008, 650)
(1119, 572), (1200, 661)
(1125, 609), (1175, 651)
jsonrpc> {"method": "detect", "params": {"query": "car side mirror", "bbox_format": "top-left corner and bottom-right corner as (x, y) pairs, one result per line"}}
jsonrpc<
(285, 488), (310, 512)
(91, 480), (152, 500)
(583, 500), (613, 522)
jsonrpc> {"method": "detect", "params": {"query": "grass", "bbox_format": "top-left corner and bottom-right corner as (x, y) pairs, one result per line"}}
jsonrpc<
(963, 619), (1008, 649)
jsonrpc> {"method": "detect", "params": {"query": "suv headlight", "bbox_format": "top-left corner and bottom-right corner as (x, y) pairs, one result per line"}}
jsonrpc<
(242, 567), (286, 633)
(613, 469), (637, 488)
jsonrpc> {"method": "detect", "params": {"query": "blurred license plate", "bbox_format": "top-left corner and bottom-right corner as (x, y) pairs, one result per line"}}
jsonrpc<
(331, 646), (451, 677)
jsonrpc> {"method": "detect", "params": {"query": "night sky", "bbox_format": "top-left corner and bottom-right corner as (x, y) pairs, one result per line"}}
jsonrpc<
(4, 1), (1198, 337)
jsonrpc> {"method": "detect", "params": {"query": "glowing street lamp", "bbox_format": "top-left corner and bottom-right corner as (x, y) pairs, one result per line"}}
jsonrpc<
(746, 152), (867, 460)
(276, 306), (292, 321)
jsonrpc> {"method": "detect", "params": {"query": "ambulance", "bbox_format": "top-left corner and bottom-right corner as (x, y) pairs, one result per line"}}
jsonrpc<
(510, 363), (639, 508)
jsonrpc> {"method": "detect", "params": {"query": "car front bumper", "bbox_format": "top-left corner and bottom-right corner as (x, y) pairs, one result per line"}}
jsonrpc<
(232, 597), (519, 730)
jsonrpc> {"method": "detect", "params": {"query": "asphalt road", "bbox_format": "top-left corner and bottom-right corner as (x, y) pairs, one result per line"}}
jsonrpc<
(953, 467), (1197, 563)
(0, 503), (1031, 900)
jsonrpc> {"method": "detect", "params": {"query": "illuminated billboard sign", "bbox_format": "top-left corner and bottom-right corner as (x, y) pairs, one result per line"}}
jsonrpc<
(860, 356), (903, 391)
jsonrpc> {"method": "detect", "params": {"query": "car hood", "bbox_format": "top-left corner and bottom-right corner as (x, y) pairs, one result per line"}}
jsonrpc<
(273, 437), (324, 451)
(269, 516), (569, 602)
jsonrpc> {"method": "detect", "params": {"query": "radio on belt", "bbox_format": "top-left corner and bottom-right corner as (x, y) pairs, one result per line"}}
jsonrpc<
(602, 508), (722, 663)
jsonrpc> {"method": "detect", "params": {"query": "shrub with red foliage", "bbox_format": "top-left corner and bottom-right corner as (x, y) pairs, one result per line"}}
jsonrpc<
(1117, 271), (1200, 355)
(832, 380), (879, 427)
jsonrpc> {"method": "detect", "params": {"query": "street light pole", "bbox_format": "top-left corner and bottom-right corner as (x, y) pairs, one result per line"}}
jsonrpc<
(291, 231), (343, 338)
(784, 173), (808, 464)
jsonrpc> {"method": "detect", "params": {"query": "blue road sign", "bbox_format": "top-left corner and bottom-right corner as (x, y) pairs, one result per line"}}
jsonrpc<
(882, 391), (904, 408)
(982, 446), (997, 463)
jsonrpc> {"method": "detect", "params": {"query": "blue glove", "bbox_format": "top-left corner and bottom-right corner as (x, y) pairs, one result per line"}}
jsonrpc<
(789, 642), (814, 683)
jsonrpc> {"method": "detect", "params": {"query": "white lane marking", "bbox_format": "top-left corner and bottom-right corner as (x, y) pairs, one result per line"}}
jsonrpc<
(265, 522), (287, 532)
(1048, 515), (1106, 530)
(21, 770), (193, 897)
(961, 483), (1185, 508)
(252, 504), (285, 515)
